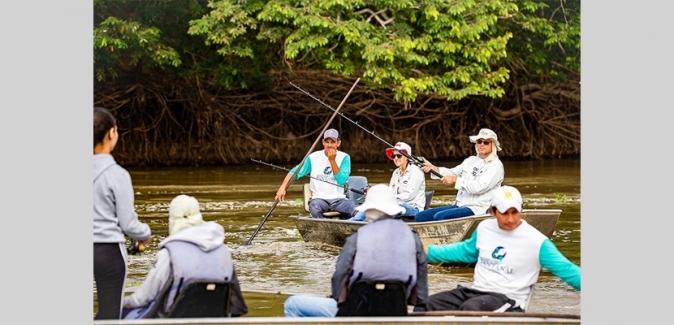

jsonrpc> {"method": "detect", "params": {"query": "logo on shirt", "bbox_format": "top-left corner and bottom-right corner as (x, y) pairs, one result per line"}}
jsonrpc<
(472, 166), (480, 177)
(323, 167), (332, 174)
(491, 246), (507, 261)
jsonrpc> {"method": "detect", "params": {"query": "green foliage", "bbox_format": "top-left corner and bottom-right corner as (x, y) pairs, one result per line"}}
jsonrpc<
(251, 0), (518, 101)
(94, 14), (182, 81)
(94, 0), (580, 101)
(500, 0), (580, 81)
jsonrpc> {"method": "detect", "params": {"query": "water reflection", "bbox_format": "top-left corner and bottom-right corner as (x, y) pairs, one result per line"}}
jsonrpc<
(96, 159), (581, 317)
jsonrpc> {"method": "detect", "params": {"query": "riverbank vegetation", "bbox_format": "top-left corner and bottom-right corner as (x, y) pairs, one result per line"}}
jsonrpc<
(94, 0), (580, 166)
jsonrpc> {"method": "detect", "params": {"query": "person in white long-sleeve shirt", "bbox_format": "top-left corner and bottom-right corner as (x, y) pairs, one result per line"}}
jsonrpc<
(413, 185), (580, 313)
(349, 142), (426, 221)
(415, 128), (504, 222)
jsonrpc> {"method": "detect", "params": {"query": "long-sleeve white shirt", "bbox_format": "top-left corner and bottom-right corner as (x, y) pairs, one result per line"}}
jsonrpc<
(389, 164), (426, 210)
(432, 156), (504, 215)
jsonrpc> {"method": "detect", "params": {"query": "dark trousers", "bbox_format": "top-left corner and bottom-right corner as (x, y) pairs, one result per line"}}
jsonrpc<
(413, 285), (521, 312)
(94, 243), (127, 319)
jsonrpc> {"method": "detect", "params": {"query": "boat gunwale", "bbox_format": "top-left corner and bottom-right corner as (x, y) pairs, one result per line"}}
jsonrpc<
(289, 208), (563, 226)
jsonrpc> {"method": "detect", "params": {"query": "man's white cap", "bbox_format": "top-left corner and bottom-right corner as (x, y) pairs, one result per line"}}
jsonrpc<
(355, 184), (406, 216)
(490, 185), (523, 213)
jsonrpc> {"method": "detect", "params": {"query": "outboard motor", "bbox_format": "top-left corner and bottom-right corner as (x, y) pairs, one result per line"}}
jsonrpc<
(345, 176), (368, 203)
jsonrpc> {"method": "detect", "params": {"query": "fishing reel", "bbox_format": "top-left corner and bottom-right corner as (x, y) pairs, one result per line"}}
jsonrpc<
(126, 240), (146, 255)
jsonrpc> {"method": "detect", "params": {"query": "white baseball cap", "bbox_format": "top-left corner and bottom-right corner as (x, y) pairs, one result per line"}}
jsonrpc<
(355, 184), (406, 216)
(490, 185), (523, 213)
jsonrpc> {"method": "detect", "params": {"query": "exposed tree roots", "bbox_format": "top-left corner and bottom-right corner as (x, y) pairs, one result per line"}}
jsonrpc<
(94, 70), (580, 167)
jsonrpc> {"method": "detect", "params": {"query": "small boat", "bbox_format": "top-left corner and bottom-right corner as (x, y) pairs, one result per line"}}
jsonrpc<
(293, 176), (562, 247)
(291, 209), (561, 247)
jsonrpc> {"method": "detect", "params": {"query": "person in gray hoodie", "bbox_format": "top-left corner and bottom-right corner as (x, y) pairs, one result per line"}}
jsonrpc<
(94, 106), (152, 319)
(122, 195), (248, 319)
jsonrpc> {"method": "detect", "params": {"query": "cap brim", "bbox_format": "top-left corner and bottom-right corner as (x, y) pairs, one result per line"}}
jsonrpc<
(385, 148), (395, 160)
(470, 135), (496, 143)
(494, 203), (522, 214)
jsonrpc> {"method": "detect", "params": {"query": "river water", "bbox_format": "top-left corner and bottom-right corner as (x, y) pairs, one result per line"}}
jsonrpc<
(94, 158), (581, 317)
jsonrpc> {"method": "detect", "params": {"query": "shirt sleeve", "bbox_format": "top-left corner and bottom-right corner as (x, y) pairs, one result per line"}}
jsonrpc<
(331, 233), (357, 300)
(539, 238), (581, 291)
(427, 229), (479, 264)
(288, 158), (312, 180)
(432, 158), (467, 180)
(413, 233), (429, 303)
(123, 249), (172, 308)
(333, 155), (351, 185)
(114, 170), (151, 241)
(454, 161), (504, 195)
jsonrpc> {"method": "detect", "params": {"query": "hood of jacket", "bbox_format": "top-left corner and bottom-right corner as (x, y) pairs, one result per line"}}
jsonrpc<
(94, 154), (117, 182)
(158, 222), (225, 252)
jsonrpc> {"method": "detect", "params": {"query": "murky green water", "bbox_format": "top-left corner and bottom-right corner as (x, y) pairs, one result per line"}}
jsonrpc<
(94, 159), (581, 317)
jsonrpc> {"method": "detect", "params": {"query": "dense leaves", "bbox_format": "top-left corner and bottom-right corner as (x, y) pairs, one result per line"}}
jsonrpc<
(94, 0), (579, 101)
(93, 0), (580, 165)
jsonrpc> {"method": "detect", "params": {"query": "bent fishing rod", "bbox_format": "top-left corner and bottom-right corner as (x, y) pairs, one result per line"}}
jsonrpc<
(243, 77), (361, 246)
(288, 81), (443, 179)
(251, 159), (364, 195)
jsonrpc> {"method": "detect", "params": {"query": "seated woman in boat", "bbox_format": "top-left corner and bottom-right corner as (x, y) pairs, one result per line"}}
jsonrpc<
(349, 142), (426, 221)
(284, 184), (429, 317)
(121, 195), (248, 319)
(413, 186), (580, 313)
(414, 128), (504, 222)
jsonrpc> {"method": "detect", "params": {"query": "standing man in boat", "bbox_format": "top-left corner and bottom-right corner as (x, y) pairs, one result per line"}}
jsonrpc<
(349, 142), (426, 221)
(284, 184), (429, 317)
(415, 128), (504, 222)
(121, 194), (248, 319)
(413, 185), (580, 313)
(275, 128), (359, 219)
(94, 106), (152, 320)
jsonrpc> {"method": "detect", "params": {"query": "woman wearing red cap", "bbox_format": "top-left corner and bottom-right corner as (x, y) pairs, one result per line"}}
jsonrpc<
(349, 142), (426, 221)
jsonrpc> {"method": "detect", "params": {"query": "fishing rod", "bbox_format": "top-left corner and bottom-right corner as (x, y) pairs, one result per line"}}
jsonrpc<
(243, 77), (361, 246)
(288, 81), (444, 179)
(251, 158), (364, 195)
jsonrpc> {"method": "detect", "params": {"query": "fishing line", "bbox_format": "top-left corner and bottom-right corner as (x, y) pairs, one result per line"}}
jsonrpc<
(288, 80), (444, 179)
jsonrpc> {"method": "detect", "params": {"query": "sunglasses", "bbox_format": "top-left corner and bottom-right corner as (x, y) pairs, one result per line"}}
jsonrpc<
(392, 154), (405, 159)
(476, 140), (492, 145)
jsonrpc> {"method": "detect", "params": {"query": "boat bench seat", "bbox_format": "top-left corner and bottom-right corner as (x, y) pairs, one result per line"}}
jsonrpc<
(136, 281), (233, 319)
(400, 190), (434, 220)
(336, 280), (408, 317)
(302, 176), (368, 219)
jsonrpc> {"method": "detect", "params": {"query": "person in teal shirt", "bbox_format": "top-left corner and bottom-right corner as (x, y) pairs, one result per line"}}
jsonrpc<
(274, 128), (358, 219)
(413, 185), (580, 313)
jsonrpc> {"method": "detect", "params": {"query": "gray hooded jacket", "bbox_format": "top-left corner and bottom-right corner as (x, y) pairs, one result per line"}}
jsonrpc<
(123, 222), (248, 317)
(94, 154), (151, 243)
